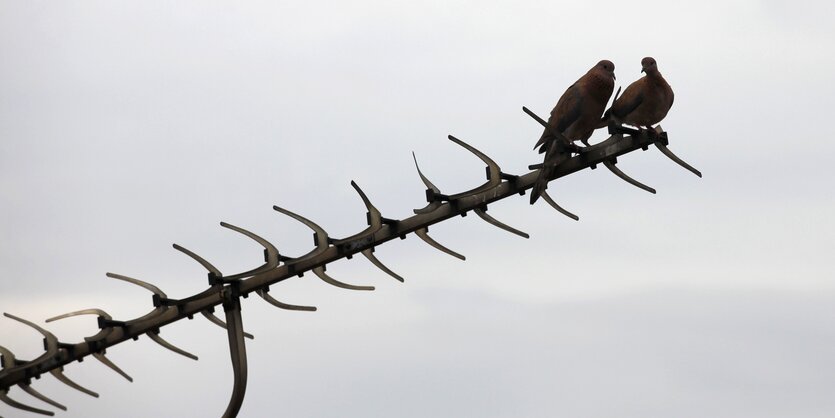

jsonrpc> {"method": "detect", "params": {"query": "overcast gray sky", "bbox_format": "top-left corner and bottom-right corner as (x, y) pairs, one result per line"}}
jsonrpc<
(1, 1), (834, 417)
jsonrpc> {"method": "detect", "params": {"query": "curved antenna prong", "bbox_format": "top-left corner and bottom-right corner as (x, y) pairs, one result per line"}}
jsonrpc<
(91, 353), (133, 382)
(272, 206), (329, 260)
(172, 243), (223, 277)
(412, 152), (443, 215)
(201, 311), (254, 340)
(331, 181), (395, 248)
(146, 331), (199, 361)
(473, 208), (530, 239)
(656, 144), (702, 177)
(350, 181), (383, 229)
(654, 131), (702, 177)
(0, 390), (54, 416)
(3, 313), (58, 366)
(256, 289), (317, 312)
(220, 297), (247, 418)
(105, 273), (167, 298)
(446, 135), (503, 200)
(219, 222), (280, 280)
(603, 160), (657, 194)
(312, 266), (375, 291)
(106, 273), (168, 322)
(361, 249), (405, 283)
(19, 384), (67, 412)
(46, 308), (111, 322)
(579, 138), (656, 194)
(46, 308), (114, 344)
(415, 227), (466, 261)
(49, 367), (99, 398)
(539, 190), (580, 221)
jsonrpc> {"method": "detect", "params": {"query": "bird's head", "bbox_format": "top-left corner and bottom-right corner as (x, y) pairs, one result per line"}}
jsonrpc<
(594, 59), (616, 80)
(641, 57), (659, 74)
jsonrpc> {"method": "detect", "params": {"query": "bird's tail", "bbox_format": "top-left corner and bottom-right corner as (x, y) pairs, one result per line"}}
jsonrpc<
(530, 163), (553, 204)
(533, 130), (550, 154)
(530, 141), (566, 204)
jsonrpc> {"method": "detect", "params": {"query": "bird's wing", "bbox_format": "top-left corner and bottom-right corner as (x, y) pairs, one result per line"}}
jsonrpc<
(553, 83), (584, 133)
(611, 79), (644, 120)
(534, 84), (583, 152)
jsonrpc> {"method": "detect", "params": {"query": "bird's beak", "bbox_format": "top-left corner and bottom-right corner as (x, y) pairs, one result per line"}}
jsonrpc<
(641, 67), (646, 74)
(612, 73), (616, 80)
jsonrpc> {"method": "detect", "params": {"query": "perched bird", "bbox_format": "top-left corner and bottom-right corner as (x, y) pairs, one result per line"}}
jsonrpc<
(599, 57), (674, 131)
(530, 59), (616, 204)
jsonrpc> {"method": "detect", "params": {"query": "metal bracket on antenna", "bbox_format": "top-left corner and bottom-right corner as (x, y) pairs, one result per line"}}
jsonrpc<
(489, 168), (525, 195)
(415, 227), (466, 260)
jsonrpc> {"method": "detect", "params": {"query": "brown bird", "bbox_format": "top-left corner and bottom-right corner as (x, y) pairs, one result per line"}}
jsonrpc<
(599, 57), (674, 131)
(531, 59), (616, 204)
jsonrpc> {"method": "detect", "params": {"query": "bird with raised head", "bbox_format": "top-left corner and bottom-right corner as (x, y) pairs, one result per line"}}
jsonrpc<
(598, 57), (674, 132)
(530, 59), (616, 204)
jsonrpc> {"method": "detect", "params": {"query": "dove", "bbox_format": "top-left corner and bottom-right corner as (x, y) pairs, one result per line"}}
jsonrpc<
(599, 57), (673, 131)
(530, 59), (616, 204)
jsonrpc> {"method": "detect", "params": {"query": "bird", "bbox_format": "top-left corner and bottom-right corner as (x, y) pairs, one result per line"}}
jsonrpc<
(598, 57), (674, 131)
(530, 59), (616, 204)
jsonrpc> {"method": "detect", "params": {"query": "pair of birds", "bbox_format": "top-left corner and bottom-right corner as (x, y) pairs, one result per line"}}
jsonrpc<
(530, 57), (674, 203)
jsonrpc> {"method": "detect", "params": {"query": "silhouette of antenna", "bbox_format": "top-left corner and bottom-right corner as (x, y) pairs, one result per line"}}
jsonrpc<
(0, 109), (699, 417)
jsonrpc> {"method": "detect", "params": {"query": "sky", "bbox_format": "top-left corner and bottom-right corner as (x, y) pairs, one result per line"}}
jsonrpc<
(1, 1), (834, 417)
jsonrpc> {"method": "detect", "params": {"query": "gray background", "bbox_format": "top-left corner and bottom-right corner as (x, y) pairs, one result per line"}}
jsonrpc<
(1, 1), (833, 417)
